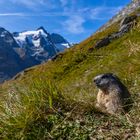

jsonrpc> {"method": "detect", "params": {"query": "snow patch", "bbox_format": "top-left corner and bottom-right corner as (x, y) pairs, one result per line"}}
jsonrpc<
(55, 43), (70, 51)
(13, 27), (71, 62)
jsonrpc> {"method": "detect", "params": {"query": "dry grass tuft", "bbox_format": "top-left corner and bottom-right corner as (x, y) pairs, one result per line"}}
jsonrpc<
(124, 40), (140, 56)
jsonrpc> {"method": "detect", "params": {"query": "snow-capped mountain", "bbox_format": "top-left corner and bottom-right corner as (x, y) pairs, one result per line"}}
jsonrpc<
(0, 26), (71, 83)
(13, 26), (70, 62)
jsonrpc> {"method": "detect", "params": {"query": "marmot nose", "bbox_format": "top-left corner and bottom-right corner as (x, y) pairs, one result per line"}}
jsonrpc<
(93, 78), (100, 86)
(93, 78), (96, 83)
(93, 78), (98, 84)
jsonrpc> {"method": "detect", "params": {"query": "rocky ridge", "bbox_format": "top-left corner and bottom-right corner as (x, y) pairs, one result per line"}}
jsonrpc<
(94, 15), (137, 49)
(97, 0), (140, 33)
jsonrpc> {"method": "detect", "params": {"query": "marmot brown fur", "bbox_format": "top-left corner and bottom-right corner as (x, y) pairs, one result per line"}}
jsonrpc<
(93, 73), (131, 115)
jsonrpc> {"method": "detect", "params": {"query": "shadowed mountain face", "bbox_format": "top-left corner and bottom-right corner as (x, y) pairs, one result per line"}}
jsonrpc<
(0, 27), (70, 83)
(0, 27), (23, 82)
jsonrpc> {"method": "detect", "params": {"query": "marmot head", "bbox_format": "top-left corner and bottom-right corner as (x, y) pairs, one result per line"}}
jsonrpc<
(93, 73), (120, 91)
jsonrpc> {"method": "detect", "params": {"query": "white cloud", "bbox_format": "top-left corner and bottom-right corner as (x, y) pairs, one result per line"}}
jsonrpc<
(10, 0), (44, 7)
(90, 6), (123, 20)
(61, 5), (123, 34)
(60, 0), (68, 7)
(0, 13), (24, 16)
(8, 0), (56, 10)
(63, 15), (85, 34)
(0, 12), (70, 17)
(0, 6), (123, 19)
(108, 6), (122, 14)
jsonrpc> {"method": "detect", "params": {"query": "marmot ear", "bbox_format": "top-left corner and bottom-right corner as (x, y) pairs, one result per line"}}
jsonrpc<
(111, 73), (117, 78)
(111, 74), (121, 82)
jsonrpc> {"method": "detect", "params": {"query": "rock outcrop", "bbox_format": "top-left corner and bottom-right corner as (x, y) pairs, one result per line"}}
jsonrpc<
(96, 0), (140, 33)
(94, 15), (137, 49)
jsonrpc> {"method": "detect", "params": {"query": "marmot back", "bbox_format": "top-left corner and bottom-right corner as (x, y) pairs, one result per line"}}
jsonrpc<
(93, 73), (132, 115)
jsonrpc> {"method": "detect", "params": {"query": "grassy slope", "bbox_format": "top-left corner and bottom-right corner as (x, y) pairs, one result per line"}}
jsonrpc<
(0, 15), (140, 139)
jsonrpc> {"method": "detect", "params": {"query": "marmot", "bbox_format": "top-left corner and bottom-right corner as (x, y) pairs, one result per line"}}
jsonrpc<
(93, 73), (131, 115)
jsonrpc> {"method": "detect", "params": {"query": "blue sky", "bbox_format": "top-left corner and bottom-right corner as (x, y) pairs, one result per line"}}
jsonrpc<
(0, 0), (131, 43)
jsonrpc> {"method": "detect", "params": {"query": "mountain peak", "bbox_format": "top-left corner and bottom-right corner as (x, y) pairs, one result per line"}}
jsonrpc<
(37, 26), (48, 34)
(13, 27), (70, 61)
(0, 27), (6, 32)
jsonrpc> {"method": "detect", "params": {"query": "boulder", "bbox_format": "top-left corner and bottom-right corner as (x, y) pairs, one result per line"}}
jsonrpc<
(94, 15), (138, 49)
(94, 37), (110, 49)
(119, 15), (137, 33)
(108, 32), (121, 40)
(120, 15), (137, 27)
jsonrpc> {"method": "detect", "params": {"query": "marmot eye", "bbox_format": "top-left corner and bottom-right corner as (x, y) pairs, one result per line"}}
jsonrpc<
(93, 79), (96, 82)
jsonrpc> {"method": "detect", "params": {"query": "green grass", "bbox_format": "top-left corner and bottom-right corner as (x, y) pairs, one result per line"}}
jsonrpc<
(0, 14), (140, 139)
(0, 79), (65, 139)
